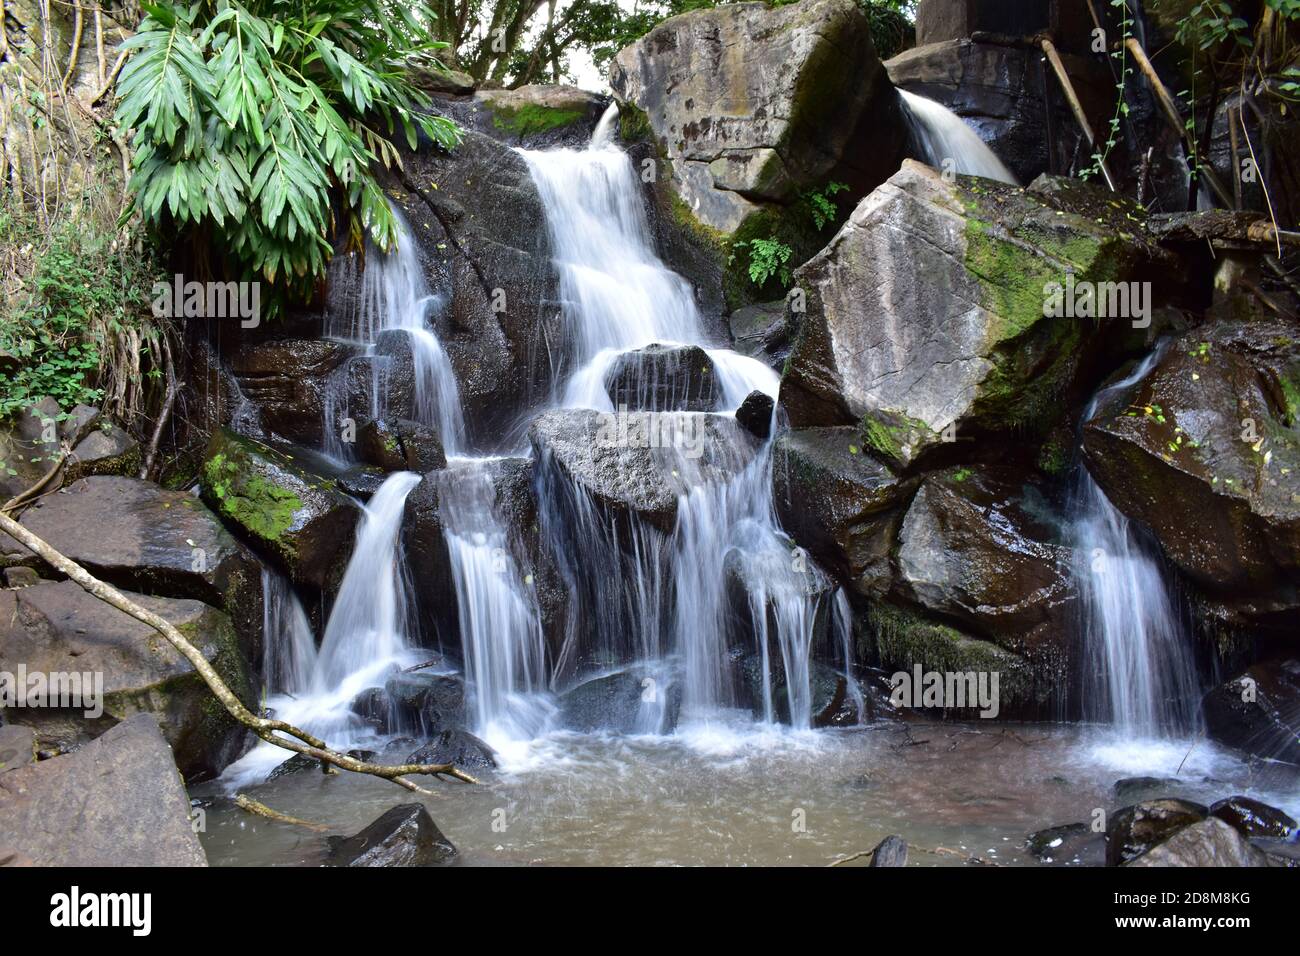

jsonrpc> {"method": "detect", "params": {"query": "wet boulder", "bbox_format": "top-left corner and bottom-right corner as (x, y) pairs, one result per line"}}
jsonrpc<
(772, 427), (916, 599)
(529, 408), (758, 531)
(201, 429), (358, 591)
(327, 804), (457, 867)
(0, 398), (62, 501)
(1106, 799), (1208, 867)
(1126, 817), (1271, 867)
(1202, 659), (1300, 766)
(400, 475), (459, 648)
(1210, 796), (1298, 840)
(356, 417), (446, 474)
(377, 670), (466, 735)
(610, 0), (906, 234)
(0, 580), (256, 779)
(558, 666), (683, 735)
(7, 475), (263, 655)
(604, 344), (720, 413)
(1083, 321), (1300, 632)
(867, 835), (909, 867)
(0, 713), (208, 866)
(895, 466), (1076, 657)
(735, 390), (775, 440)
(406, 729), (497, 771)
(780, 162), (1175, 462)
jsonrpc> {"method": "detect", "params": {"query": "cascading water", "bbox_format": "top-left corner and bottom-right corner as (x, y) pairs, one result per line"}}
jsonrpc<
(520, 108), (857, 729)
(1071, 348), (1201, 736)
(323, 210), (465, 456)
(899, 89), (1018, 185)
(259, 568), (317, 697)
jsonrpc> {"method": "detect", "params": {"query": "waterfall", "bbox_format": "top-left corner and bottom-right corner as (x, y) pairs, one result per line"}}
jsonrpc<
(521, 124), (850, 729)
(323, 211), (466, 456)
(1071, 349), (1201, 736)
(260, 568), (317, 696)
(899, 89), (1018, 185)
(435, 458), (550, 745)
(313, 471), (423, 693)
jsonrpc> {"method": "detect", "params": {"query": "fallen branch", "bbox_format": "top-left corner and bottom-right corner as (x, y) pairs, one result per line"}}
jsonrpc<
(233, 794), (328, 832)
(0, 510), (481, 793)
(1, 442), (69, 513)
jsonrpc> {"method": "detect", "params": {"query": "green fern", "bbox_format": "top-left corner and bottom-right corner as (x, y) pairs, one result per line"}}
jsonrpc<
(115, 0), (461, 307)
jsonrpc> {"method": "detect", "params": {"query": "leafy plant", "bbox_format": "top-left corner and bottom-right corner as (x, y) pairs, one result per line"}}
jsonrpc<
(804, 181), (849, 231)
(730, 237), (793, 288)
(114, 0), (461, 305)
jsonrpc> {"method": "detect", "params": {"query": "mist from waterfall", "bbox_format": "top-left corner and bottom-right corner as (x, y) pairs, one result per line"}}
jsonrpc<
(899, 89), (1018, 185)
(1071, 348), (1201, 737)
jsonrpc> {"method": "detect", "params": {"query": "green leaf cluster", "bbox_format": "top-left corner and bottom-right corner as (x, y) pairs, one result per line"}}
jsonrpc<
(115, 0), (462, 305)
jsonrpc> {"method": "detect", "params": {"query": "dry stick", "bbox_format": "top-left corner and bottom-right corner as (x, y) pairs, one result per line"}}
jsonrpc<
(1040, 36), (1116, 191)
(1124, 36), (1234, 208)
(233, 794), (328, 832)
(0, 512), (482, 793)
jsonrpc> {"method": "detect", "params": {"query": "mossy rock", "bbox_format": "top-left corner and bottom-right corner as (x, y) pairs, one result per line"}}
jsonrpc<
(200, 428), (358, 590)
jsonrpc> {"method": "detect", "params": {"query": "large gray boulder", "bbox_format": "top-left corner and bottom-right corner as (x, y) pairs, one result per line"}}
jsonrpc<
(780, 162), (1174, 465)
(610, 0), (905, 234)
(5, 475), (263, 655)
(0, 713), (208, 866)
(1083, 320), (1300, 634)
(1126, 817), (1272, 867)
(0, 580), (256, 779)
(529, 408), (758, 531)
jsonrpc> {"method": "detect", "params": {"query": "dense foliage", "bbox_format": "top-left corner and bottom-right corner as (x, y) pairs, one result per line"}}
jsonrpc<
(115, 0), (461, 302)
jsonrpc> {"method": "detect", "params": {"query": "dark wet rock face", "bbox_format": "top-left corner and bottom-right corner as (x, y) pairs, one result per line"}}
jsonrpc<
(1106, 799), (1208, 867)
(729, 300), (791, 369)
(327, 804), (457, 867)
(228, 337), (354, 446)
(1202, 660), (1300, 766)
(734, 390), (775, 441)
(604, 344), (720, 412)
(0, 581), (256, 779)
(1083, 321), (1300, 633)
(0, 714), (208, 866)
(868, 834), (908, 867)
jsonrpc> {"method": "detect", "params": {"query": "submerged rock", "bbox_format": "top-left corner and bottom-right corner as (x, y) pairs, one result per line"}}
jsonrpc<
(604, 344), (720, 412)
(1106, 799), (1208, 867)
(327, 804), (457, 867)
(0, 580), (256, 779)
(1202, 660), (1300, 766)
(1126, 817), (1271, 867)
(780, 162), (1174, 461)
(1026, 822), (1105, 867)
(200, 428), (358, 591)
(611, 0), (905, 234)
(0, 714), (207, 866)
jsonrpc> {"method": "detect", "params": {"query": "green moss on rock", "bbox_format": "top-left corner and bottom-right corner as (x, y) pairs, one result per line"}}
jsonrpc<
(491, 103), (586, 138)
